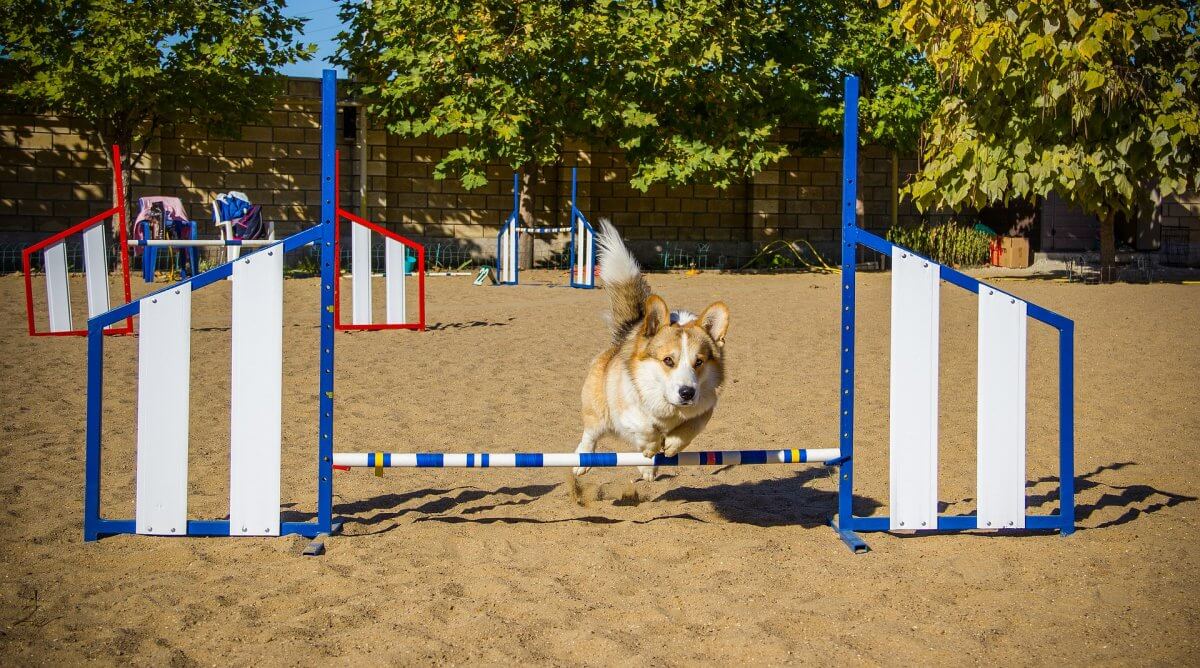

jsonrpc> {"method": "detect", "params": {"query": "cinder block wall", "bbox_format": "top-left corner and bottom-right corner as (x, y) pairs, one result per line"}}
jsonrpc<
(0, 76), (940, 265)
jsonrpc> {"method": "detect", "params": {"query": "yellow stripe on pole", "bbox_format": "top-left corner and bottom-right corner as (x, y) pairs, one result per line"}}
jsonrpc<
(374, 451), (384, 477)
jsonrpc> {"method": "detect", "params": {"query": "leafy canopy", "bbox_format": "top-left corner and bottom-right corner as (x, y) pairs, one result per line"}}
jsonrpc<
(893, 0), (1200, 222)
(821, 2), (939, 153)
(0, 0), (313, 165)
(337, 0), (854, 190)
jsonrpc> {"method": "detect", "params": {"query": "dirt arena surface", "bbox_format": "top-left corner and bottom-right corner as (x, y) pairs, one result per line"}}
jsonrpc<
(0, 267), (1196, 665)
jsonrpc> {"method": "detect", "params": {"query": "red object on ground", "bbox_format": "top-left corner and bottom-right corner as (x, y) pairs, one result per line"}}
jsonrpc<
(989, 238), (1004, 266)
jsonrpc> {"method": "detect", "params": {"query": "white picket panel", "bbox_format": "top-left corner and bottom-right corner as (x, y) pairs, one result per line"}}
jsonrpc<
(977, 288), (1028, 529)
(889, 248), (940, 531)
(135, 286), (192, 535)
(44, 241), (72, 332)
(82, 224), (111, 319)
(499, 217), (517, 283)
(385, 236), (407, 323)
(229, 250), (283, 536)
(575, 217), (593, 286)
(351, 221), (372, 324)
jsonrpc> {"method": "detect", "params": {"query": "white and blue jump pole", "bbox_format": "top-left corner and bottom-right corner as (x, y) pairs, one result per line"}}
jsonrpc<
(495, 168), (595, 287)
(334, 449), (840, 470)
(81, 72), (1075, 554)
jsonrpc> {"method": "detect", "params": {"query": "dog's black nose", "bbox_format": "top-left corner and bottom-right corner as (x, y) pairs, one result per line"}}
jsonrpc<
(679, 386), (696, 401)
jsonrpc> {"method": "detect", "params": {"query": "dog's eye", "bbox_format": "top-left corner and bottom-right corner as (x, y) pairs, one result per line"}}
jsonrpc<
(693, 357), (704, 368)
(663, 356), (675, 368)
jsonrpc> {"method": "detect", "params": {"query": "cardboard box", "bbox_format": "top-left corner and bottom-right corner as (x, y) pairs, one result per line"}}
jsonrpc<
(998, 236), (1031, 268)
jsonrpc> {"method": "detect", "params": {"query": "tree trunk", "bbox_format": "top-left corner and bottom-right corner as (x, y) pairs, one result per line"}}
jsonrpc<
(518, 165), (536, 270)
(1099, 208), (1117, 282)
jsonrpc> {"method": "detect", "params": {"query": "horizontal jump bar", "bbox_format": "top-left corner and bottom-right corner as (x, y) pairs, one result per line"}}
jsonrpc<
(127, 239), (277, 247)
(517, 227), (571, 233)
(333, 448), (841, 468)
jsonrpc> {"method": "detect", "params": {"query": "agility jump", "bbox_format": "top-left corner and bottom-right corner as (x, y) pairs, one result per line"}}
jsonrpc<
(81, 71), (1075, 552)
(333, 151), (426, 331)
(21, 145), (133, 336)
(24, 145), (425, 334)
(495, 168), (596, 288)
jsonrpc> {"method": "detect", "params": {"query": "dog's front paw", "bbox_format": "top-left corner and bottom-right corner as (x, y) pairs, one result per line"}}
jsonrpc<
(572, 466), (590, 476)
(640, 445), (661, 459)
(663, 441), (689, 457)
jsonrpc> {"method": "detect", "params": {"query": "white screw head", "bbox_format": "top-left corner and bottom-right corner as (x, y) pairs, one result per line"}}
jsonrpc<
(151, 299), (157, 304)
(923, 262), (928, 268)
(241, 526), (248, 532)
(988, 290), (994, 295)
(899, 521), (905, 527)
(170, 527), (176, 533)
(986, 521), (992, 527)
(921, 521), (927, 527)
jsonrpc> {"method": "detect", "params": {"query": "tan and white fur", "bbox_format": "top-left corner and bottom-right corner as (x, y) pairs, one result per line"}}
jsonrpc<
(574, 220), (730, 481)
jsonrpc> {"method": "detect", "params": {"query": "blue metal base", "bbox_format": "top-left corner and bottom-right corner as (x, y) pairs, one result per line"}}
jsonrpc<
(84, 518), (330, 542)
(830, 516), (870, 554)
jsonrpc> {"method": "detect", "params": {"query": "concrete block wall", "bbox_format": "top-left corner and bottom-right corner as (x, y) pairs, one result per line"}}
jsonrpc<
(18, 76), (1194, 266)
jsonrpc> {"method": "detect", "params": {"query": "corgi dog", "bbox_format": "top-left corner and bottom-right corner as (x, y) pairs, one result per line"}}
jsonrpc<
(574, 220), (730, 481)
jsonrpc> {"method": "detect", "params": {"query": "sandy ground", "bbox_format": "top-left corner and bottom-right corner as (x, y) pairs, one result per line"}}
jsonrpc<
(0, 266), (1197, 666)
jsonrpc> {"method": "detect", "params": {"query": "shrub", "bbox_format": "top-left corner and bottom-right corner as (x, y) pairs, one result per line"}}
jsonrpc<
(885, 220), (992, 267)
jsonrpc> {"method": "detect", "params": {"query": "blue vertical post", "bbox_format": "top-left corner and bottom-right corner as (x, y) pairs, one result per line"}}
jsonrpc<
(1059, 321), (1076, 534)
(82, 319), (105, 541)
(835, 75), (866, 552)
(317, 69), (337, 534)
(142, 221), (155, 283)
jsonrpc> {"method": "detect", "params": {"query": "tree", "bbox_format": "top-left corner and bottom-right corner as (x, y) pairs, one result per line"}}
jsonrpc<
(822, 3), (939, 156)
(819, 2), (940, 226)
(334, 0), (843, 195)
(0, 0), (313, 214)
(893, 0), (1200, 275)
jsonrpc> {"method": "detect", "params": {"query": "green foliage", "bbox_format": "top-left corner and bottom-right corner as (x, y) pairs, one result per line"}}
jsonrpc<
(285, 247), (321, 277)
(886, 219), (992, 267)
(0, 0), (313, 180)
(336, 0), (857, 191)
(893, 0), (1200, 265)
(820, 3), (940, 152)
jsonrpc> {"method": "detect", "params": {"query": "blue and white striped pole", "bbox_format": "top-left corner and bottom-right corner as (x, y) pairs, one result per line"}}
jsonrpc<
(333, 449), (840, 470)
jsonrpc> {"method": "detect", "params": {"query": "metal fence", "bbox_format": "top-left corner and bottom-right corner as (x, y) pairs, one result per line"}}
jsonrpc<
(4, 237), (853, 276)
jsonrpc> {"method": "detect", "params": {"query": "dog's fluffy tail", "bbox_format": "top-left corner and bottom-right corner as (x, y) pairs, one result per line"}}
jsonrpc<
(596, 219), (650, 345)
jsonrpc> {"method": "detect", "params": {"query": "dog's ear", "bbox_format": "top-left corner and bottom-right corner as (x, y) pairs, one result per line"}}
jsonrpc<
(698, 302), (730, 347)
(641, 295), (669, 338)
